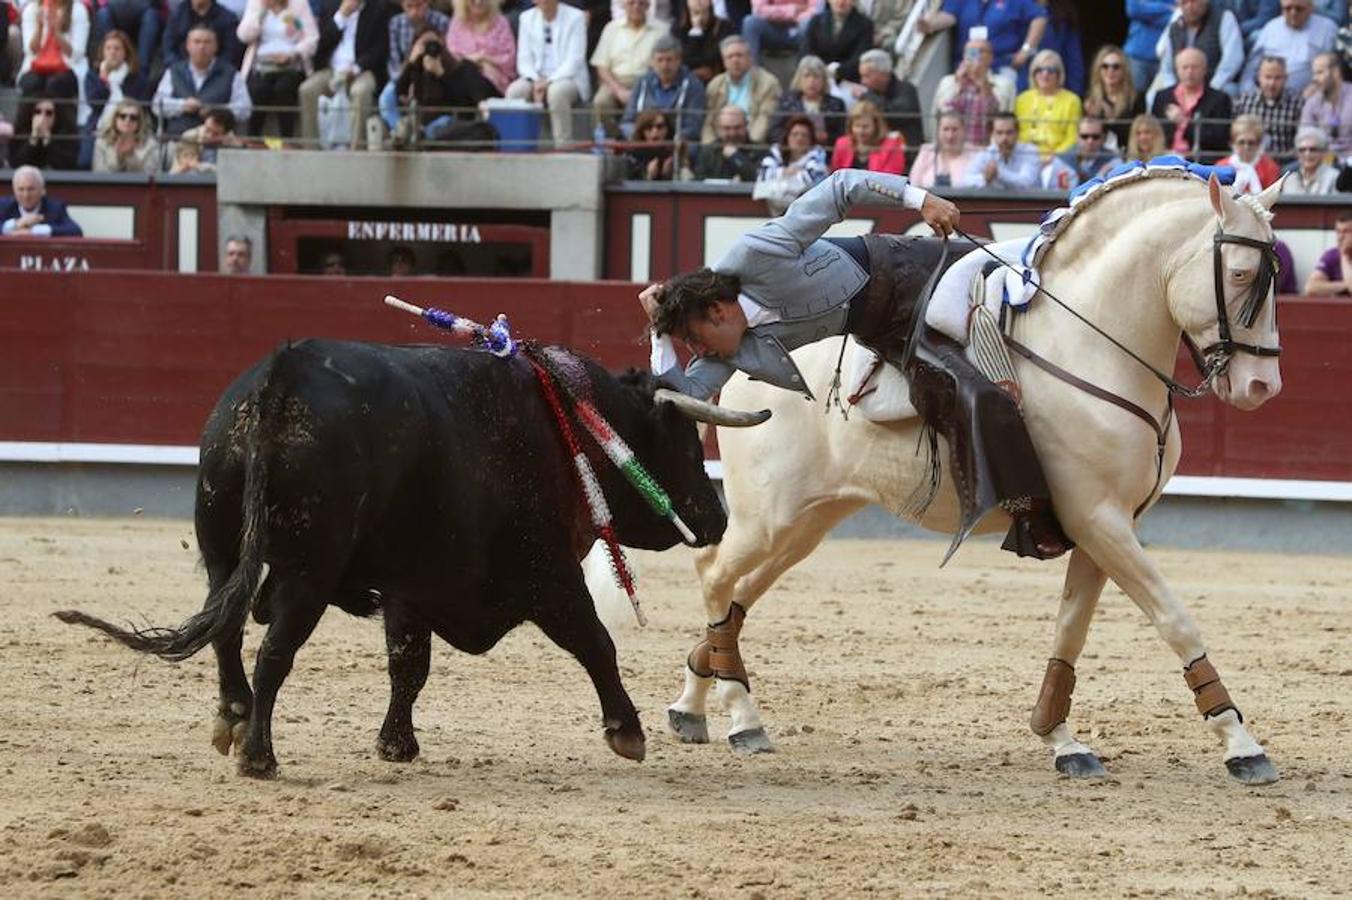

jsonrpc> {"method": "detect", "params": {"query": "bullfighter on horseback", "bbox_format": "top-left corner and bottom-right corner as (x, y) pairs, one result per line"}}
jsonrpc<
(640, 168), (1071, 560)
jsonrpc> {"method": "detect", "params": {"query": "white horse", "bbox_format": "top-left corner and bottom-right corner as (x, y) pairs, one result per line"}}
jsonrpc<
(668, 170), (1286, 784)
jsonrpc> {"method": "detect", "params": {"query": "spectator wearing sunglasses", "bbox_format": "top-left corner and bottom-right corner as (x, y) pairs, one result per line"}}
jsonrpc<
(1041, 115), (1121, 190)
(1282, 125), (1338, 194)
(1082, 45), (1143, 149)
(10, 94), (79, 169)
(505, 0), (590, 146)
(92, 99), (158, 172)
(1013, 48), (1081, 158)
(1217, 114), (1280, 193)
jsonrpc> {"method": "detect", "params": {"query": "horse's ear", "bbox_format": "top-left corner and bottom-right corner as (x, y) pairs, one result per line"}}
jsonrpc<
(1207, 172), (1232, 221)
(1256, 172), (1288, 211)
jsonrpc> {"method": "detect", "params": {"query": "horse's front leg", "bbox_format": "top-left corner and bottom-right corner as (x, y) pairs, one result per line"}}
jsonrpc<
(1031, 546), (1110, 778)
(1077, 516), (1279, 785)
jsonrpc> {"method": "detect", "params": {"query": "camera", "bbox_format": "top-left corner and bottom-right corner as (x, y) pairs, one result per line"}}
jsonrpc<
(424, 40), (442, 55)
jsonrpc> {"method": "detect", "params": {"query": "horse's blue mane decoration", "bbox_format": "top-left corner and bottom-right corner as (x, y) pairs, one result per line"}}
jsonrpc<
(999, 157), (1239, 311)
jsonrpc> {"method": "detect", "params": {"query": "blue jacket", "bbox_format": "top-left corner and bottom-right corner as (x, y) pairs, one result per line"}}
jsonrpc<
(0, 196), (84, 237)
(621, 66), (707, 142)
(1125, 0), (1175, 62)
(1026, 18), (1084, 95)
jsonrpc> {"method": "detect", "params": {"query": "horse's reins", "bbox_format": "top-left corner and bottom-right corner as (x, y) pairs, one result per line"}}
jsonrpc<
(945, 215), (1281, 516)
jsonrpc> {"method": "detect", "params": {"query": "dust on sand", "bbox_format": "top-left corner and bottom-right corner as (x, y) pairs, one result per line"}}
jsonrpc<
(0, 518), (1348, 897)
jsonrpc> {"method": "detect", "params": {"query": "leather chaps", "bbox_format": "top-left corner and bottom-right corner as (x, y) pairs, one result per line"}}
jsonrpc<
(851, 234), (1054, 551)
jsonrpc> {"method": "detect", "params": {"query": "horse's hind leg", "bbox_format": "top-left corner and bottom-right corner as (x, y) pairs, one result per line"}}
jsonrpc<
(1031, 547), (1109, 778)
(670, 499), (863, 754)
(1077, 517), (1278, 785)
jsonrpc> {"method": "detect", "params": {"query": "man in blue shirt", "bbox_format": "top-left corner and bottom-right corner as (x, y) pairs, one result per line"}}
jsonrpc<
(621, 35), (707, 141)
(962, 112), (1041, 190)
(921, 0), (1047, 78)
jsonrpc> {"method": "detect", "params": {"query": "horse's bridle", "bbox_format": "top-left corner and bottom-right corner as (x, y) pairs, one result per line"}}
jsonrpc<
(955, 223), (1283, 399)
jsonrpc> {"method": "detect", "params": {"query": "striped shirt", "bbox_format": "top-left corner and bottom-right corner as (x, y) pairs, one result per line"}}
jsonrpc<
(1234, 88), (1303, 157)
(388, 10), (452, 80)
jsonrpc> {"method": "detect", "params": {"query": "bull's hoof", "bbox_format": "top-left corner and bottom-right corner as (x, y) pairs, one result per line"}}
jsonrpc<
(237, 752), (278, 780)
(728, 727), (775, 755)
(210, 701), (249, 756)
(605, 727), (646, 762)
(667, 709), (709, 744)
(376, 731), (420, 763)
(1226, 753), (1279, 786)
(1054, 752), (1107, 778)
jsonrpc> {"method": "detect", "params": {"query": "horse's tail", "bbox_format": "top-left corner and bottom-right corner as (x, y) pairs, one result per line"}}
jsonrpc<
(54, 353), (283, 662)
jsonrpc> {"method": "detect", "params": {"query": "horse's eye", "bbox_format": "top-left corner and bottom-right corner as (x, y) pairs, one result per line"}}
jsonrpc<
(1230, 269), (1252, 283)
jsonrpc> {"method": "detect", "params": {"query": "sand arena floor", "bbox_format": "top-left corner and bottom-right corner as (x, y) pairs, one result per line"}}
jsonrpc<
(0, 517), (1349, 898)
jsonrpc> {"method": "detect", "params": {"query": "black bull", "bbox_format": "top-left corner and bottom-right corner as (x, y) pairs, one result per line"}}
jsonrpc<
(57, 339), (742, 778)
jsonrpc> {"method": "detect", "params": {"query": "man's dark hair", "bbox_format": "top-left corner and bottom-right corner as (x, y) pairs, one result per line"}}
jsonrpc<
(1337, 210), (1352, 226)
(650, 268), (742, 336)
(204, 107), (235, 131)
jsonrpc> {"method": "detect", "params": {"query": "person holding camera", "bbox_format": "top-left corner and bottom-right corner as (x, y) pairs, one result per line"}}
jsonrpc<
(932, 33), (1015, 148)
(392, 25), (499, 148)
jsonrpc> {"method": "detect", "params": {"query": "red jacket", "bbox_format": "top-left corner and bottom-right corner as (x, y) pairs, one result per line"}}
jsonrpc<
(829, 133), (906, 175)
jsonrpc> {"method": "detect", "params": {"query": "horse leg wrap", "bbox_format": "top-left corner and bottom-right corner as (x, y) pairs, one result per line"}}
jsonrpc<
(1030, 658), (1076, 736)
(1184, 655), (1242, 722)
(686, 603), (749, 691)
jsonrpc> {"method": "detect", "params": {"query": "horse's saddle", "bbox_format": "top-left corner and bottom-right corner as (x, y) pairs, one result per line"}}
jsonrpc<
(847, 241), (1033, 422)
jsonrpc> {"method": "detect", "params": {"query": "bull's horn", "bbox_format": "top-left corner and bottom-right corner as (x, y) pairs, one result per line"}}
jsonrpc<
(654, 389), (771, 427)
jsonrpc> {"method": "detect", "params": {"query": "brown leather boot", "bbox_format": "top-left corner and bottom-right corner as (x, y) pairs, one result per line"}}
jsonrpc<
(1002, 498), (1073, 560)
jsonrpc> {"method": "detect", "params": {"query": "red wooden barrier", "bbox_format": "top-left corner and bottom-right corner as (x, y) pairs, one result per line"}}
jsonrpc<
(3, 271), (1352, 482)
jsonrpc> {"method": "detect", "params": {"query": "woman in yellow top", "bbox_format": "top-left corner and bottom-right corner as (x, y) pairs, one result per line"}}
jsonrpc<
(1014, 49), (1081, 158)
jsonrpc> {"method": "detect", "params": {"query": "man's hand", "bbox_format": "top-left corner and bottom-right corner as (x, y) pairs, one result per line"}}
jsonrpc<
(983, 158), (998, 183)
(532, 79), (548, 103)
(339, 0), (360, 16)
(616, 84), (633, 105)
(17, 212), (45, 231)
(638, 282), (665, 321)
(183, 97), (202, 114)
(920, 192), (960, 238)
(1164, 103), (1182, 124)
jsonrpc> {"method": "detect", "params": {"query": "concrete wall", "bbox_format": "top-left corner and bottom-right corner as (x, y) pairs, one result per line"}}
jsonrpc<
(9, 463), (1352, 554)
(216, 150), (619, 279)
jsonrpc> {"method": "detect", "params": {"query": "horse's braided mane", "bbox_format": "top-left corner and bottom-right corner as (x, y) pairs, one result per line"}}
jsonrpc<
(1035, 168), (1271, 268)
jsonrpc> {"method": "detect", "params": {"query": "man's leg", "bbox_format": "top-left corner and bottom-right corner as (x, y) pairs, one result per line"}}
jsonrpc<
(134, 2), (163, 72)
(378, 80), (400, 130)
(546, 78), (580, 147)
(348, 71), (377, 150)
(592, 82), (628, 136)
(298, 68), (332, 148)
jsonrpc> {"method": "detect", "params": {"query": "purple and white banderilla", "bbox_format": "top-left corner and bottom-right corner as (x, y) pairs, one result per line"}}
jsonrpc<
(384, 295), (517, 357)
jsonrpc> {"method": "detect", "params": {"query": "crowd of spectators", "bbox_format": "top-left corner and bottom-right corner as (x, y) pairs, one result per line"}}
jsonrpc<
(2, 0), (1352, 206)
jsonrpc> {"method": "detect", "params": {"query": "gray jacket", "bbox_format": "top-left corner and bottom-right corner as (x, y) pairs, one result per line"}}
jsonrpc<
(656, 169), (927, 400)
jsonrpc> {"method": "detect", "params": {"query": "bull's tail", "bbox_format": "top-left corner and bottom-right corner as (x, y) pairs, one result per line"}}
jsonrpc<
(55, 353), (283, 662)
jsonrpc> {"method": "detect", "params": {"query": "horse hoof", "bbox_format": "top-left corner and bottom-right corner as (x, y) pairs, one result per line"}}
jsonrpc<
(728, 727), (775, 755)
(667, 709), (709, 744)
(1054, 752), (1107, 778)
(376, 734), (420, 763)
(1226, 753), (1279, 786)
(605, 728), (647, 762)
